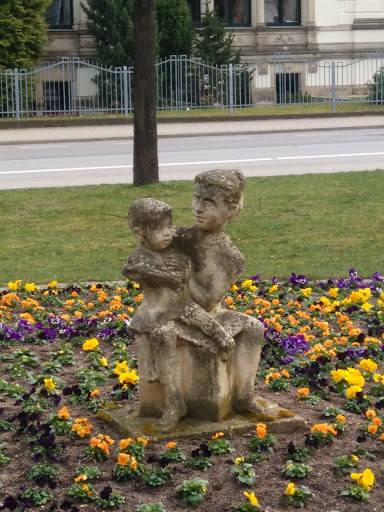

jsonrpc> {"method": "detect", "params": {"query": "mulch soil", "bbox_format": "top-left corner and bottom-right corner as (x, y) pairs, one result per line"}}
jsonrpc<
(0, 283), (384, 512)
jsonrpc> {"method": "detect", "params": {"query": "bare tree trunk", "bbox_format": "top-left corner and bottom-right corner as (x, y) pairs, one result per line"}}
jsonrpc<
(133, 0), (159, 186)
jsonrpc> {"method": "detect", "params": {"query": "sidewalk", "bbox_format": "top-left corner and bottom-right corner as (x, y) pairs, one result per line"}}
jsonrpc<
(0, 114), (384, 144)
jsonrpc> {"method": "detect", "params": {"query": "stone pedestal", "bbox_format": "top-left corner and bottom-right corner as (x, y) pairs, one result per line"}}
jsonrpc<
(139, 338), (233, 422)
(98, 399), (306, 442)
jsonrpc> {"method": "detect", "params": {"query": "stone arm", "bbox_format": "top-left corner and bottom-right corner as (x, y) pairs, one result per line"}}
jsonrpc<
(122, 251), (188, 289)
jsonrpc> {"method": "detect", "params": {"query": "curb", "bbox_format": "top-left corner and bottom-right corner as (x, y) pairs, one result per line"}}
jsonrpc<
(1, 124), (384, 146)
(1, 110), (384, 130)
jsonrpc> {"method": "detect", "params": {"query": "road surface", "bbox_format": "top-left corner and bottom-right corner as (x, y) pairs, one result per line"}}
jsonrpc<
(1, 128), (384, 189)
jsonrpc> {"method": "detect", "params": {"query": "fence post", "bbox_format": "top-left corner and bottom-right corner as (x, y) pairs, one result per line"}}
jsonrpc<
(14, 68), (20, 120)
(229, 63), (234, 116)
(331, 61), (336, 113)
(123, 66), (129, 117)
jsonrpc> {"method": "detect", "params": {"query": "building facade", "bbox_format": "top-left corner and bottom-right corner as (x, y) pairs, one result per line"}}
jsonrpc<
(44, 0), (384, 61)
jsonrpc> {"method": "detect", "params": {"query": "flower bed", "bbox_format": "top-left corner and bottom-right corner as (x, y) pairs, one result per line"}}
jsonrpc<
(0, 269), (384, 511)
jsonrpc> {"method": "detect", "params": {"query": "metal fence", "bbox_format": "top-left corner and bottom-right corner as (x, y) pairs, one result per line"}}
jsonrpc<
(1, 52), (384, 119)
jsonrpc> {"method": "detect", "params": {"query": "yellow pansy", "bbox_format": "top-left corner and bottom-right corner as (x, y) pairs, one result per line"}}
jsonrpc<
(331, 369), (345, 383)
(300, 288), (312, 297)
(359, 359), (378, 373)
(114, 361), (129, 376)
(82, 338), (99, 351)
(8, 280), (22, 290)
(320, 296), (331, 306)
(118, 369), (139, 386)
(344, 368), (365, 388)
(285, 482), (296, 496)
(244, 491), (258, 506)
(235, 456), (244, 465)
(25, 283), (37, 292)
(346, 385), (362, 399)
(351, 468), (375, 490)
(44, 378), (55, 390)
(269, 285), (278, 293)
(329, 288), (339, 298)
(350, 291), (363, 302)
(373, 373), (384, 384)
(99, 357), (109, 367)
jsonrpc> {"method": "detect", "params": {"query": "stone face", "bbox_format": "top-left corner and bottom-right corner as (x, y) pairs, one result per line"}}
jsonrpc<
(120, 170), (285, 431)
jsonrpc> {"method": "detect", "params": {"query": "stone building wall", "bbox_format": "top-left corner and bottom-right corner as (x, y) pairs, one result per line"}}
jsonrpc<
(44, 0), (384, 62)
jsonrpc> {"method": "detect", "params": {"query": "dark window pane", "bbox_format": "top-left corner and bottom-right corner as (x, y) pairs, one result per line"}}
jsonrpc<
(214, 0), (250, 25)
(187, 0), (200, 23)
(232, 0), (250, 24)
(46, 0), (73, 28)
(215, 0), (226, 21)
(265, 0), (278, 24)
(282, 0), (299, 23)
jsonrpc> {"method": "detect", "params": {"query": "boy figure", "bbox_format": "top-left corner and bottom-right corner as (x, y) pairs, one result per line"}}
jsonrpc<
(122, 198), (235, 427)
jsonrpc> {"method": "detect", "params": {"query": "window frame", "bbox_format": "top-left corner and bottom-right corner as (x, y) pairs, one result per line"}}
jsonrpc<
(46, 0), (73, 30)
(265, 0), (301, 27)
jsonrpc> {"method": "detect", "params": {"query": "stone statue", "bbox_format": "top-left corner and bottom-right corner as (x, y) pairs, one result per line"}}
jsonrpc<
(122, 169), (264, 431)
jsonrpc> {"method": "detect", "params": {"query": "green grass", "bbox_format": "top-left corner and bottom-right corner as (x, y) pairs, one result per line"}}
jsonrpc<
(1, 170), (383, 286)
(1, 102), (383, 124)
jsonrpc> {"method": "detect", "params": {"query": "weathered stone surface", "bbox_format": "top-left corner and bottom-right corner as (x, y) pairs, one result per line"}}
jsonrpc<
(97, 398), (306, 442)
(119, 170), (274, 431)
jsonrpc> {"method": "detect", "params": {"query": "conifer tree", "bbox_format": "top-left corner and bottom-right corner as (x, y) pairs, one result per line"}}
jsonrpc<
(156, 0), (194, 59)
(194, 9), (241, 66)
(82, 0), (134, 66)
(0, 0), (51, 69)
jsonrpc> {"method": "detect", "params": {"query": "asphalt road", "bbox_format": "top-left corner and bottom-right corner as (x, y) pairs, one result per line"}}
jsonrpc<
(1, 128), (384, 189)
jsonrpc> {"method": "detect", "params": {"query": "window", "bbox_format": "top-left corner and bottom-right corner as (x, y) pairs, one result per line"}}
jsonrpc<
(46, 0), (73, 29)
(265, 0), (300, 26)
(275, 73), (300, 104)
(214, 0), (251, 26)
(187, 0), (200, 24)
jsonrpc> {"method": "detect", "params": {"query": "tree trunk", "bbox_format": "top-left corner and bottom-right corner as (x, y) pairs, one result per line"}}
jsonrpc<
(133, 0), (159, 186)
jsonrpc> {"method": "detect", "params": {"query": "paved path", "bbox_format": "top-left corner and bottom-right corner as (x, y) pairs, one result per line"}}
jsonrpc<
(1, 115), (384, 144)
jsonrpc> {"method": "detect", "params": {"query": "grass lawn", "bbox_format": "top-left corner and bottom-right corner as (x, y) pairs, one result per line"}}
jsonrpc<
(1, 169), (383, 286)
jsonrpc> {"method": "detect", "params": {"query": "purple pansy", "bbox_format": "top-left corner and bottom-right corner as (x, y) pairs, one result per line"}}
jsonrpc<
(372, 271), (383, 282)
(96, 325), (116, 341)
(48, 316), (66, 328)
(281, 334), (309, 355)
(289, 273), (309, 287)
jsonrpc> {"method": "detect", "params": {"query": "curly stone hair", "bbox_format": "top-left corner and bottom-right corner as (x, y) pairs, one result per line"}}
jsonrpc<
(194, 169), (245, 212)
(128, 198), (172, 231)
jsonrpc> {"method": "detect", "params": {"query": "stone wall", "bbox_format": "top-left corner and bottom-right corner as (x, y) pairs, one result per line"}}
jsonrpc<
(43, 0), (384, 62)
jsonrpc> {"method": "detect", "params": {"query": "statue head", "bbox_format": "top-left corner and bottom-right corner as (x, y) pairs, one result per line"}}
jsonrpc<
(192, 169), (245, 232)
(128, 198), (173, 251)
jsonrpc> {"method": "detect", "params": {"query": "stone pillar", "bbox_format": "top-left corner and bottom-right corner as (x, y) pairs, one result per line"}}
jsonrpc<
(303, 0), (317, 52)
(255, 0), (265, 26)
(303, 0), (316, 28)
(72, 0), (85, 30)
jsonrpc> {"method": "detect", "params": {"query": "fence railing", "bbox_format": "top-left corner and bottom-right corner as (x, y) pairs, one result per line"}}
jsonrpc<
(1, 53), (384, 119)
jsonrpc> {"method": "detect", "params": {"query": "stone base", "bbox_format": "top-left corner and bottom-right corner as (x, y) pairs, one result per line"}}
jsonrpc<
(97, 396), (306, 442)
